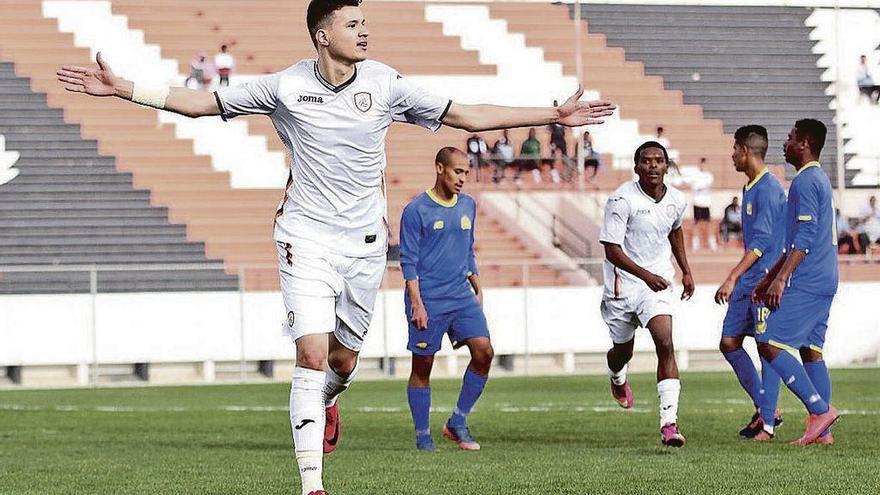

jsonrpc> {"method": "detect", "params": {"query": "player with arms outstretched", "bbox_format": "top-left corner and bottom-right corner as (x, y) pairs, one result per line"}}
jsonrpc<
(753, 119), (840, 445)
(55, 1), (614, 492)
(599, 141), (694, 447)
(713, 125), (786, 439)
(399, 147), (492, 452)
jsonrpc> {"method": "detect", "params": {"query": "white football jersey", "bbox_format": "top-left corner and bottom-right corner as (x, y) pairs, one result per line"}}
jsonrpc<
(599, 180), (687, 299)
(215, 59), (451, 257)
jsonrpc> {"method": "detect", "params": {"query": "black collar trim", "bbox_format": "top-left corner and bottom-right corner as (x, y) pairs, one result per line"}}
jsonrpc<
(314, 61), (358, 93)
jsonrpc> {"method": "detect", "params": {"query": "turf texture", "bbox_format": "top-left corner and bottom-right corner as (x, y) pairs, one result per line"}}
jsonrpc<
(1, 369), (878, 494)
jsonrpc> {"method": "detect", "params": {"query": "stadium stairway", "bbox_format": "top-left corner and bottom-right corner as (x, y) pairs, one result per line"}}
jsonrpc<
(488, 1), (738, 188)
(0, 59), (238, 294)
(0, 0), (569, 289)
(808, 8), (880, 187)
(569, 3), (847, 185)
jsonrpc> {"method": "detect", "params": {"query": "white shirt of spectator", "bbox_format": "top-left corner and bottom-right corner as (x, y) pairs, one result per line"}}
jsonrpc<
(599, 180), (688, 299)
(857, 63), (874, 87)
(690, 169), (714, 208)
(857, 203), (880, 242)
(216, 59), (451, 257)
(214, 53), (235, 70)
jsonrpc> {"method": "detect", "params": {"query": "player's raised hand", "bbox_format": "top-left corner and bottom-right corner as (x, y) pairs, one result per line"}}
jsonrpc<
(714, 277), (735, 304)
(56, 52), (118, 97)
(556, 85), (616, 127)
(644, 273), (670, 292)
(681, 273), (695, 301)
(410, 304), (429, 330)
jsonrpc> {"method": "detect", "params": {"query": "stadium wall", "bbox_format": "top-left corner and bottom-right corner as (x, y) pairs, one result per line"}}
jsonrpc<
(2, 281), (878, 385)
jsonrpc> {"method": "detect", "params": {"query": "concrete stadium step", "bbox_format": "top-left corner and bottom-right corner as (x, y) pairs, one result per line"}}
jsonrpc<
(0, 224), (189, 237)
(0, 216), (175, 228)
(1, 242), (206, 256)
(0, 251), (217, 265)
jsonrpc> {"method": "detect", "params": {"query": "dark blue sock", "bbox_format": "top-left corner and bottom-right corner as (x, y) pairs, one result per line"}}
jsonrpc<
(758, 357), (782, 428)
(449, 368), (488, 427)
(768, 351), (828, 415)
(722, 348), (762, 407)
(407, 386), (431, 436)
(804, 360), (832, 435)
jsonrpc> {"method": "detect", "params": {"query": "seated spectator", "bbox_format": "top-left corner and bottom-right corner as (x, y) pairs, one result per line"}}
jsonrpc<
(719, 196), (743, 245)
(214, 44), (236, 88)
(581, 131), (603, 181)
(837, 209), (858, 255)
(490, 130), (515, 183)
(857, 55), (880, 104)
(856, 195), (880, 253)
(184, 52), (213, 90)
(466, 134), (489, 181)
(518, 128), (542, 183)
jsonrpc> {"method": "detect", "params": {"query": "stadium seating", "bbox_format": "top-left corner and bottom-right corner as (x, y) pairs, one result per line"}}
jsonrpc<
(568, 3), (846, 184)
(808, 8), (880, 187)
(488, 2), (738, 188)
(0, 59), (237, 294)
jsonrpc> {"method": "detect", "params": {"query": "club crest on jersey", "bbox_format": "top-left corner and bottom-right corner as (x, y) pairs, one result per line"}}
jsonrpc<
(297, 95), (324, 104)
(746, 203), (753, 215)
(433, 220), (444, 230)
(287, 311), (295, 328)
(460, 215), (472, 230)
(666, 204), (677, 218)
(354, 92), (372, 112)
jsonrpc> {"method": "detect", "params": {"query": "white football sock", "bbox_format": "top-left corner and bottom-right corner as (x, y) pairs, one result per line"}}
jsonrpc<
(322, 358), (359, 407)
(608, 363), (627, 386)
(657, 378), (681, 427)
(290, 367), (325, 495)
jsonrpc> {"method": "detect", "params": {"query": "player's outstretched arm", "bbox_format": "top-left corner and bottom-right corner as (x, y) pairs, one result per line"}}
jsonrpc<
(56, 52), (220, 118)
(715, 250), (760, 304)
(442, 85), (615, 132)
(603, 242), (670, 292)
(668, 227), (694, 300)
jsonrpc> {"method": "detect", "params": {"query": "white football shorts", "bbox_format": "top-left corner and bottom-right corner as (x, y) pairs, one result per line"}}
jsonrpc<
(277, 241), (386, 352)
(600, 286), (674, 344)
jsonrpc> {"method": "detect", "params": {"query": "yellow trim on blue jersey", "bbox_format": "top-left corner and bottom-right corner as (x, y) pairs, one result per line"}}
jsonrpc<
(744, 167), (769, 192)
(752, 248), (763, 257)
(769, 340), (797, 352)
(809, 345), (824, 354)
(798, 215), (813, 221)
(426, 188), (458, 207)
(796, 161), (821, 176)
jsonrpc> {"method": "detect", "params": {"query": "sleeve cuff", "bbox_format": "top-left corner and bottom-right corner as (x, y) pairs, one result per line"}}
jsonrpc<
(797, 215), (813, 221)
(401, 265), (418, 281)
(213, 91), (229, 121)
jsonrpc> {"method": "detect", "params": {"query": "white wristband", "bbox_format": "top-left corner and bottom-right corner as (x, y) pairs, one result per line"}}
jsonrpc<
(131, 82), (170, 109)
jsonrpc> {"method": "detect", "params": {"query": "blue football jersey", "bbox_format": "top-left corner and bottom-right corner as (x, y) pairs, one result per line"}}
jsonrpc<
(399, 190), (479, 311)
(735, 168), (787, 298)
(784, 162), (839, 296)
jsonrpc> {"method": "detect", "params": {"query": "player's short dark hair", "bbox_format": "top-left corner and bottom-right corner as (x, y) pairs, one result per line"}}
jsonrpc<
(734, 125), (769, 159)
(435, 147), (466, 167)
(633, 141), (669, 166)
(307, 0), (362, 48)
(794, 119), (827, 157)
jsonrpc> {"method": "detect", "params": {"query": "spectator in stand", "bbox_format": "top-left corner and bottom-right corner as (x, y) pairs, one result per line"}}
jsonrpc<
(655, 126), (670, 148)
(466, 134), (489, 181)
(518, 128), (542, 183)
(856, 195), (880, 253)
(214, 44), (236, 88)
(490, 130), (515, 183)
(690, 157), (717, 251)
(582, 130), (603, 182)
(836, 209), (858, 255)
(857, 55), (880, 104)
(184, 52), (213, 90)
(719, 196), (743, 245)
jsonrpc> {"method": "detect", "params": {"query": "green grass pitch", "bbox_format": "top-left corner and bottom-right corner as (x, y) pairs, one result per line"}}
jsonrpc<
(1, 369), (879, 494)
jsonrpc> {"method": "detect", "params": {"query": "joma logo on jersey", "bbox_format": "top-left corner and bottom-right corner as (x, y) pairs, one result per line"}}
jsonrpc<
(297, 95), (324, 104)
(635, 209), (651, 215)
